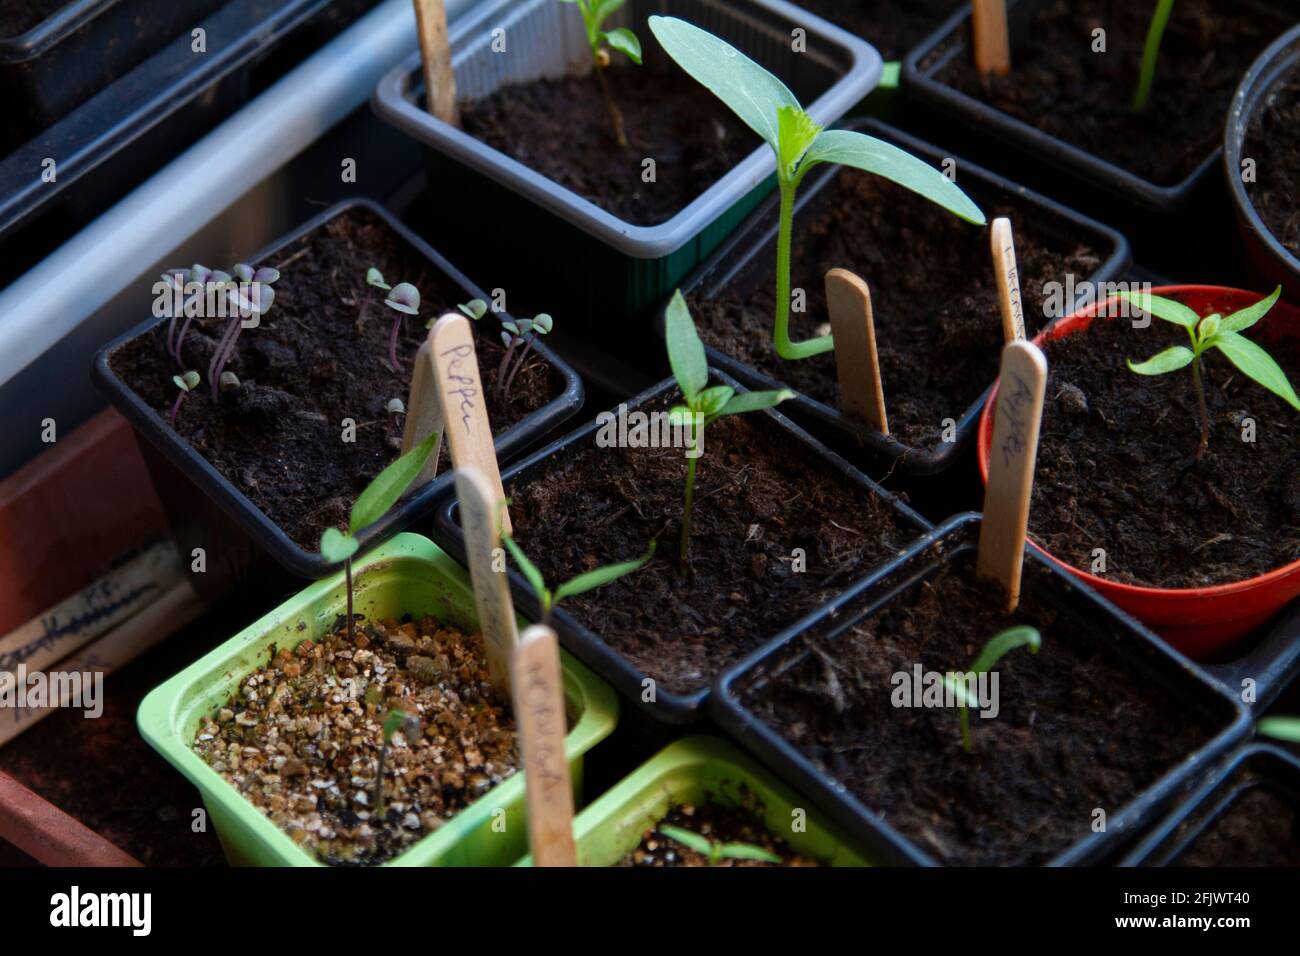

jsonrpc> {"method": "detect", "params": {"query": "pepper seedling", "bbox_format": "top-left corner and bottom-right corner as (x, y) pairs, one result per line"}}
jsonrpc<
(1120, 286), (1299, 460)
(1257, 717), (1300, 744)
(656, 824), (783, 865)
(665, 290), (793, 569)
(366, 268), (422, 371)
(319, 428), (441, 644)
(563, 0), (642, 147)
(500, 527), (655, 627)
(649, 17), (984, 361)
(943, 625), (1041, 754)
(169, 371), (200, 427)
(497, 313), (554, 400)
(374, 707), (420, 818)
(208, 263), (281, 400)
(1133, 0), (1176, 112)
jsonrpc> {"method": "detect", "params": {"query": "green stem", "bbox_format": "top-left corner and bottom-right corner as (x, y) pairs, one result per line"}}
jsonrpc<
(773, 178), (834, 361)
(959, 702), (972, 754)
(345, 557), (354, 644)
(679, 433), (699, 571)
(1133, 0), (1176, 112)
(1191, 354), (1209, 459)
(593, 56), (627, 149)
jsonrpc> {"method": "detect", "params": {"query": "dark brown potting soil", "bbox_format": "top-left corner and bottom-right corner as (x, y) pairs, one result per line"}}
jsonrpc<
(109, 207), (562, 552)
(1030, 296), (1300, 588)
(1245, 65), (1300, 260)
(0, 0), (64, 38)
(799, 0), (963, 61)
(691, 167), (1104, 449)
(459, 62), (758, 226)
(619, 800), (820, 866)
(1178, 785), (1300, 866)
(935, 0), (1291, 186)
(735, 554), (1222, 866)
(504, 389), (920, 696)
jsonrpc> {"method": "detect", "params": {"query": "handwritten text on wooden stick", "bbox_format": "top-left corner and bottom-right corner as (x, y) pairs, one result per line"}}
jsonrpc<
(454, 466), (518, 697)
(991, 218), (1026, 342)
(400, 339), (444, 488)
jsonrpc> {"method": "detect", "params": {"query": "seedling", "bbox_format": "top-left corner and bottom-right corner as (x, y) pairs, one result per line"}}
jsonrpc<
(665, 291), (792, 568)
(497, 313), (554, 400)
(649, 17), (984, 362)
(366, 268), (422, 371)
(169, 371), (200, 427)
(1120, 286), (1299, 460)
(563, 0), (642, 147)
(208, 264), (281, 400)
(374, 707), (420, 818)
(656, 824), (783, 865)
(162, 265), (216, 366)
(1258, 717), (1300, 744)
(500, 527), (654, 627)
(943, 625), (1041, 753)
(1133, 0), (1176, 112)
(319, 428), (441, 644)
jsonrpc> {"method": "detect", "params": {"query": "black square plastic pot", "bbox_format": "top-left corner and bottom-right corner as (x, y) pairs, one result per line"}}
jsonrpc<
(433, 371), (932, 728)
(91, 198), (583, 591)
(710, 513), (1253, 866)
(657, 118), (1131, 477)
(1205, 600), (1300, 711)
(371, 0), (881, 345)
(0, 0), (227, 142)
(1121, 743), (1300, 865)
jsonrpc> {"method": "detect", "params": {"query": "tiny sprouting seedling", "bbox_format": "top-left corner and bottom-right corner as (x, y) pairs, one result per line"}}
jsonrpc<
(319, 428), (441, 644)
(562, 0), (642, 147)
(657, 824), (783, 865)
(1133, 0), (1176, 112)
(1257, 717), (1300, 744)
(496, 313), (553, 400)
(500, 527), (655, 627)
(365, 269), (422, 372)
(1120, 286), (1299, 460)
(208, 263), (281, 400)
(162, 265), (211, 367)
(373, 708), (420, 818)
(943, 625), (1041, 754)
(665, 291), (793, 569)
(169, 371), (200, 427)
(649, 17), (984, 362)
(459, 299), (488, 321)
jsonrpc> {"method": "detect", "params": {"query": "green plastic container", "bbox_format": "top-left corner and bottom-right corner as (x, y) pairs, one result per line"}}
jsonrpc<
(517, 736), (871, 866)
(138, 533), (618, 867)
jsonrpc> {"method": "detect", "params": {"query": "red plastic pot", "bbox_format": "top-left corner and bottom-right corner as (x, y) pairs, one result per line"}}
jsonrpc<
(977, 286), (1300, 659)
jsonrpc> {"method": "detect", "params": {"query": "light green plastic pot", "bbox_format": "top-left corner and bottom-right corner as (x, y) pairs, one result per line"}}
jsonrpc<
(517, 736), (871, 866)
(137, 533), (618, 867)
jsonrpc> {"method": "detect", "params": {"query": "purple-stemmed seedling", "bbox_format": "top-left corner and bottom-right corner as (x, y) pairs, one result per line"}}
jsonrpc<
(169, 371), (200, 427)
(208, 264), (279, 400)
(169, 265), (216, 367)
(498, 313), (553, 400)
(364, 269), (422, 371)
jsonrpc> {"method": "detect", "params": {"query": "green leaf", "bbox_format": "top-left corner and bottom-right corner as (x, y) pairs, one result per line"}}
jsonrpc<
(1221, 286), (1282, 334)
(658, 825), (714, 856)
(970, 626), (1042, 674)
(647, 16), (799, 151)
(776, 106), (822, 180)
(942, 673), (978, 709)
(799, 130), (985, 224)
(320, 527), (359, 563)
(695, 384), (736, 418)
(1212, 332), (1300, 411)
(348, 429), (440, 534)
(590, 0), (625, 26)
(1127, 346), (1194, 376)
(1258, 717), (1300, 743)
(1115, 291), (1200, 329)
(602, 27), (641, 64)
(667, 405), (697, 427)
(382, 708), (413, 741)
(501, 532), (549, 603)
(554, 540), (656, 605)
(718, 842), (784, 864)
(665, 290), (709, 405)
(716, 388), (795, 418)
(1198, 314), (1222, 341)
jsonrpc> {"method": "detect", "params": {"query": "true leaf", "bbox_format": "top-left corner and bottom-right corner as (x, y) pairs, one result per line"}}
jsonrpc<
(716, 388), (795, 418)
(695, 384), (736, 418)
(1213, 332), (1300, 410)
(776, 106), (822, 179)
(348, 429), (440, 534)
(1221, 286), (1282, 334)
(553, 540), (656, 604)
(603, 27), (641, 64)
(320, 527), (359, 563)
(665, 290), (709, 405)
(1127, 346), (1194, 376)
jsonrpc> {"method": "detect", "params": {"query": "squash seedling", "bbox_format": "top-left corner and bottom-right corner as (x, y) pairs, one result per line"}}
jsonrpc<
(366, 268), (423, 372)
(500, 526), (655, 627)
(943, 625), (1042, 753)
(649, 17), (984, 361)
(169, 371), (200, 427)
(564, 0), (642, 148)
(1133, 0), (1176, 112)
(665, 291), (793, 568)
(1120, 286), (1300, 460)
(319, 428), (441, 644)
(497, 313), (554, 400)
(657, 824), (783, 865)
(374, 707), (420, 818)
(208, 264), (281, 400)
(1258, 717), (1300, 744)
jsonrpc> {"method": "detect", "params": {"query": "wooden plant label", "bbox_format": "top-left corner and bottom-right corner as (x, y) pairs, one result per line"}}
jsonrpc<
(991, 218), (1026, 343)
(413, 0), (459, 125)
(511, 624), (577, 867)
(977, 340), (1047, 612)
(454, 466), (519, 697)
(401, 339), (445, 488)
(825, 268), (889, 435)
(971, 0), (1011, 77)
(429, 313), (511, 536)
